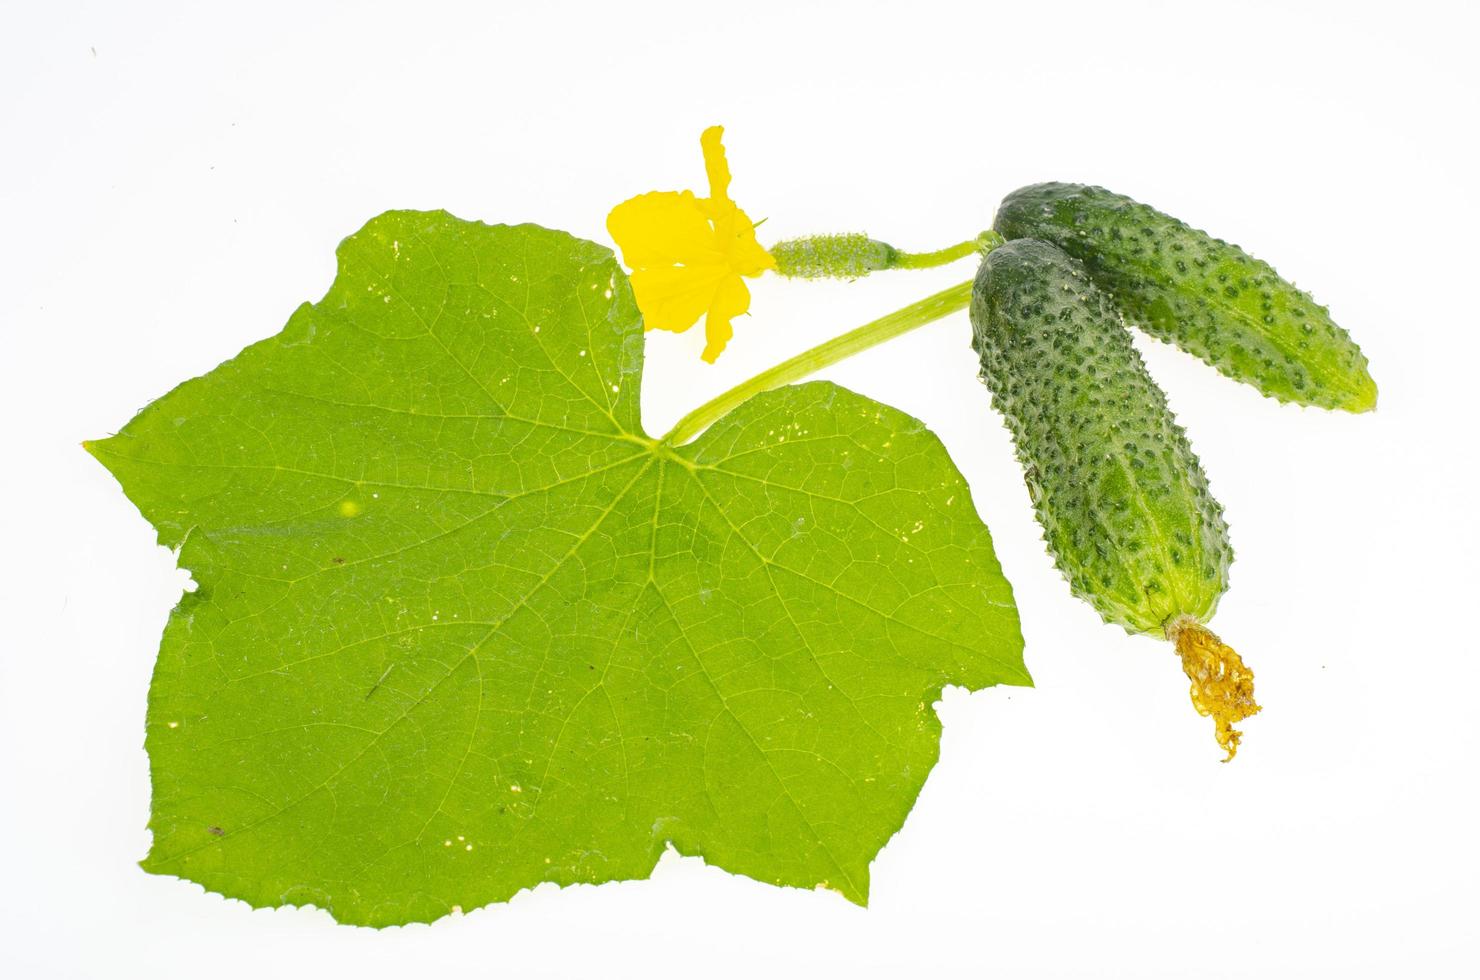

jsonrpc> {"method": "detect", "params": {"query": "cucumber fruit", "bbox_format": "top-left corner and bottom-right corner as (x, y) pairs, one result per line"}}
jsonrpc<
(993, 182), (1377, 412)
(971, 238), (1258, 757)
(970, 238), (1230, 633)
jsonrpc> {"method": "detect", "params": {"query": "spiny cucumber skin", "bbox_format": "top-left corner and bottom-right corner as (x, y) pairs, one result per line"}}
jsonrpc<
(993, 182), (1377, 412)
(971, 239), (1232, 634)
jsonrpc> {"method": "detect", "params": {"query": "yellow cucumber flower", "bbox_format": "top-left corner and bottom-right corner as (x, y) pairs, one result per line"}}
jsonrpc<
(607, 126), (775, 362)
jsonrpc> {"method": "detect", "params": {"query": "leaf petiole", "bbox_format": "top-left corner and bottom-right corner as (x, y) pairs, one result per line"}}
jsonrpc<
(664, 276), (978, 446)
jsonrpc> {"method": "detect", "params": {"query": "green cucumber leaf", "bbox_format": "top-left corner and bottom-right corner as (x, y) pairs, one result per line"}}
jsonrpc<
(88, 211), (1026, 926)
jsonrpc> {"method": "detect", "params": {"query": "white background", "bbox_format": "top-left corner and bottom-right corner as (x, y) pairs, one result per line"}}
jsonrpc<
(3, 1), (1477, 977)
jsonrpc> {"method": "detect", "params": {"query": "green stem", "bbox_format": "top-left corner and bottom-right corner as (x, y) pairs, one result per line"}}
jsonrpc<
(663, 278), (975, 446)
(890, 239), (980, 269)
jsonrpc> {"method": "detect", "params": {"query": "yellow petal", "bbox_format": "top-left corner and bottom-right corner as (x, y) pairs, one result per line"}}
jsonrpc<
(701, 275), (752, 362)
(700, 126), (731, 205)
(717, 203), (777, 277)
(607, 126), (773, 362)
(607, 191), (724, 270)
(630, 264), (729, 335)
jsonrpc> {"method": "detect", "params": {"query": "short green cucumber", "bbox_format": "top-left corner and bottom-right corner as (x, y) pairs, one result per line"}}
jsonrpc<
(970, 238), (1231, 635)
(993, 182), (1377, 412)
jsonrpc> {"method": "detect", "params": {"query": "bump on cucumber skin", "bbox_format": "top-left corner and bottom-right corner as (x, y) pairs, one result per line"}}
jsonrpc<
(993, 182), (1377, 412)
(971, 239), (1232, 634)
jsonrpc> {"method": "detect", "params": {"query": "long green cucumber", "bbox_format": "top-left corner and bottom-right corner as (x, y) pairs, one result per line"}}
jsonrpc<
(993, 182), (1377, 412)
(971, 238), (1257, 757)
